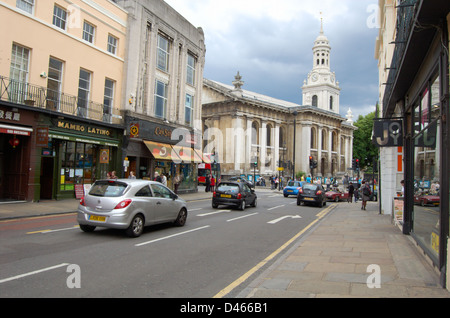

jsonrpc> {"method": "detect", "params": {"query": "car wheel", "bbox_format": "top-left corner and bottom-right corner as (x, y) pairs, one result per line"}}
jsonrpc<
(80, 224), (96, 233)
(284, 194), (288, 198)
(174, 208), (187, 227)
(126, 214), (144, 238)
(239, 200), (246, 211)
(251, 197), (257, 208)
(212, 202), (219, 209)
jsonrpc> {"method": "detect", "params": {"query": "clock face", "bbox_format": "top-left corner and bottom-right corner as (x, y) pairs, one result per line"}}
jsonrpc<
(312, 73), (318, 82)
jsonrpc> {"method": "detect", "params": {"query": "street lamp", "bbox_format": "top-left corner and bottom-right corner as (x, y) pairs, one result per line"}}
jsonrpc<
(292, 110), (298, 180)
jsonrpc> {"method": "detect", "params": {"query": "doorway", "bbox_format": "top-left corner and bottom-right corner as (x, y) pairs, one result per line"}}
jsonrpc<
(40, 157), (54, 200)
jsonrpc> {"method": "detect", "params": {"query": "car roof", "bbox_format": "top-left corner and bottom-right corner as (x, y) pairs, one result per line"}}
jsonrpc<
(95, 179), (160, 186)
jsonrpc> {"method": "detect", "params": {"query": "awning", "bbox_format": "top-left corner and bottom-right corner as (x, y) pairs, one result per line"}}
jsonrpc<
(0, 124), (33, 136)
(144, 140), (180, 161)
(172, 145), (194, 163)
(193, 149), (203, 163)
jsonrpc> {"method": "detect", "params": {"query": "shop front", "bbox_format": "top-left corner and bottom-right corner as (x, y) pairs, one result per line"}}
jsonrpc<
(124, 115), (202, 193)
(39, 116), (122, 200)
(0, 104), (35, 201)
(382, 2), (450, 287)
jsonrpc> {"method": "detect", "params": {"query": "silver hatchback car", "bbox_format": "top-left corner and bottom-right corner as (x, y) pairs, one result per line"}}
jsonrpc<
(77, 179), (187, 237)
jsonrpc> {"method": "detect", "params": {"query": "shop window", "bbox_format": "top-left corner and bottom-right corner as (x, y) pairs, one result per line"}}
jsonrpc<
(60, 141), (112, 190)
(412, 75), (440, 261)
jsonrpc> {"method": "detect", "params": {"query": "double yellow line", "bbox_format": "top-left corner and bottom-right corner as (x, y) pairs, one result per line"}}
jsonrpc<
(213, 203), (336, 298)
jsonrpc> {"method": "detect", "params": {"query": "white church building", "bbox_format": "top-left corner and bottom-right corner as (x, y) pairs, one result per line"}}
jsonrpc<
(202, 23), (356, 181)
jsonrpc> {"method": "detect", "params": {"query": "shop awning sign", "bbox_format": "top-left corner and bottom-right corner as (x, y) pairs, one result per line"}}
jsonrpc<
(144, 141), (180, 161)
(373, 119), (403, 147)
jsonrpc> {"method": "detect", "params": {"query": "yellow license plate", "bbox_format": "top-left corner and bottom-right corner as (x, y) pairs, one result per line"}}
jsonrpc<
(221, 194), (232, 198)
(90, 215), (106, 222)
(304, 198), (314, 201)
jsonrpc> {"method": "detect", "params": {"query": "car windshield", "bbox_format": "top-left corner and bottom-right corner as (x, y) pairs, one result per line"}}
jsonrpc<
(217, 183), (240, 193)
(89, 181), (128, 197)
(303, 184), (318, 191)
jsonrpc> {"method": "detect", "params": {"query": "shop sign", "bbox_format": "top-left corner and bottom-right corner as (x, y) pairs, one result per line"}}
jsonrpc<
(57, 120), (112, 137)
(36, 127), (49, 147)
(373, 119), (403, 147)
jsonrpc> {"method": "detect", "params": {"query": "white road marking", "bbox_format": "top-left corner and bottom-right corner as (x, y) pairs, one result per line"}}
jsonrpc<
(267, 215), (302, 224)
(135, 226), (211, 247)
(197, 210), (231, 217)
(227, 213), (259, 222)
(268, 205), (285, 211)
(0, 263), (70, 284)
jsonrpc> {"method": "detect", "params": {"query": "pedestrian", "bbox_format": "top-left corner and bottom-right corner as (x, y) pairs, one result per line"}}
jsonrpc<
(354, 187), (359, 203)
(210, 175), (215, 192)
(348, 183), (354, 203)
(110, 171), (118, 179)
(128, 171), (136, 179)
(154, 171), (162, 183)
(174, 173), (181, 194)
(400, 180), (405, 197)
(361, 180), (371, 210)
(161, 173), (167, 186)
(205, 174), (211, 192)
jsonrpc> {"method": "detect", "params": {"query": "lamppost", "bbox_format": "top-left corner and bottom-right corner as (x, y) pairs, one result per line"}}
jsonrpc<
(292, 110), (298, 180)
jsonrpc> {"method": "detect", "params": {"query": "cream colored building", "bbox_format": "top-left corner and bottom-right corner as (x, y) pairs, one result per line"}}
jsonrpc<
(202, 25), (356, 181)
(0, 0), (127, 123)
(0, 0), (128, 201)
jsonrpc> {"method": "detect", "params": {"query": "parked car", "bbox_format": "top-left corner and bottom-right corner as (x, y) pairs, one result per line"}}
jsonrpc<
(325, 190), (350, 202)
(297, 183), (326, 207)
(283, 180), (305, 197)
(212, 181), (257, 210)
(413, 193), (440, 206)
(228, 176), (254, 188)
(77, 179), (187, 238)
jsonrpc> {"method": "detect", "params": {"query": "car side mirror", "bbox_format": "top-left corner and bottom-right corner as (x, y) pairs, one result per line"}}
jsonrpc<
(172, 193), (178, 200)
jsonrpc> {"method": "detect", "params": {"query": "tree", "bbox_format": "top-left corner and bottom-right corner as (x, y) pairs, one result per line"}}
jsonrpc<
(353, 111), (378, 170)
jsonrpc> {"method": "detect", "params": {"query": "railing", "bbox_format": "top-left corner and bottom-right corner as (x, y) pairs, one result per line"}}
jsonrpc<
(383, 0), (419, 111)
(0, 76), (119, 124)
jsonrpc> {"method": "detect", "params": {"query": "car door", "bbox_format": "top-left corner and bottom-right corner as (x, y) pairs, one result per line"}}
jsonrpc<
(134, 185), (157, 224)
(151, 183), (177, 222)
(242, 184), (253, 205)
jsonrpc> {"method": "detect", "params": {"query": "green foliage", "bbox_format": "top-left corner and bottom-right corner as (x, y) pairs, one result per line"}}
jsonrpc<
(353, 111), (378, 169)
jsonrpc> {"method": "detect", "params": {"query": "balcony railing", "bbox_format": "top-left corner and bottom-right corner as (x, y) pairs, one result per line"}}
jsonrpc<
(0, 76), (121, 125)
(383, 0), (419, 111)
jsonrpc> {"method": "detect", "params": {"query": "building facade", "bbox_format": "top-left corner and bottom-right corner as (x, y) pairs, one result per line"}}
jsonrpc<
(115, 0), (205, 193)
(376, 0), (450, 289)
(0, 0), (127, 201)
(202, 26), (355, 182)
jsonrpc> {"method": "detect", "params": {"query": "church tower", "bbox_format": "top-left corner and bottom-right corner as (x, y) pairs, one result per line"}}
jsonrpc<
(302, 19), (341, 114)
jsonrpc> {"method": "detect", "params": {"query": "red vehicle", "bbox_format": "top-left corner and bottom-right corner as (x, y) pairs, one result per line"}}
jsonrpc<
(413, 193), (440, 206)
(198, 163), (212, 185)
(325, 190), (350, 202)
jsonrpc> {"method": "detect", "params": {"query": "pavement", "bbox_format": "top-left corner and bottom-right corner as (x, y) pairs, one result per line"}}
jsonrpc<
(1, 187), (449, 298)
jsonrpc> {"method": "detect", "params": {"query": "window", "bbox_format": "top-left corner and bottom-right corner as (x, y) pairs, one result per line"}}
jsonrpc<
(312, 95), (318, 107)
(151, 183), (172, 198)
(157, 34), (169, 72)
(135, 186), (153, 197)
(9, 44), (29, 103)
(10, 44), (29, 83)
(83, 21), (95, 43)
(330, 96), (334, 110)
(53, 5), (67, 30)
(154, 80), (167, 119)
(47, 57), (64, 110)
(16, 0), (34, 14)
(187, 53), (196, 85)
(77, 69), (91, 117)
(103, 79), (115, 123)
(185, 94), (193, 126)
(107, 34), (118, 55)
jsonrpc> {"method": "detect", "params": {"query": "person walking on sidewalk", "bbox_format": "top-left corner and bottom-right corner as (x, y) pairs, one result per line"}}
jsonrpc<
(361, 180), (371, 210)
(348, 183), (354, 203)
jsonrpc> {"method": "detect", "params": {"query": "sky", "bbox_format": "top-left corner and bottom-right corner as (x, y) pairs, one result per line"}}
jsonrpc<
(164, 0), (381, 120)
